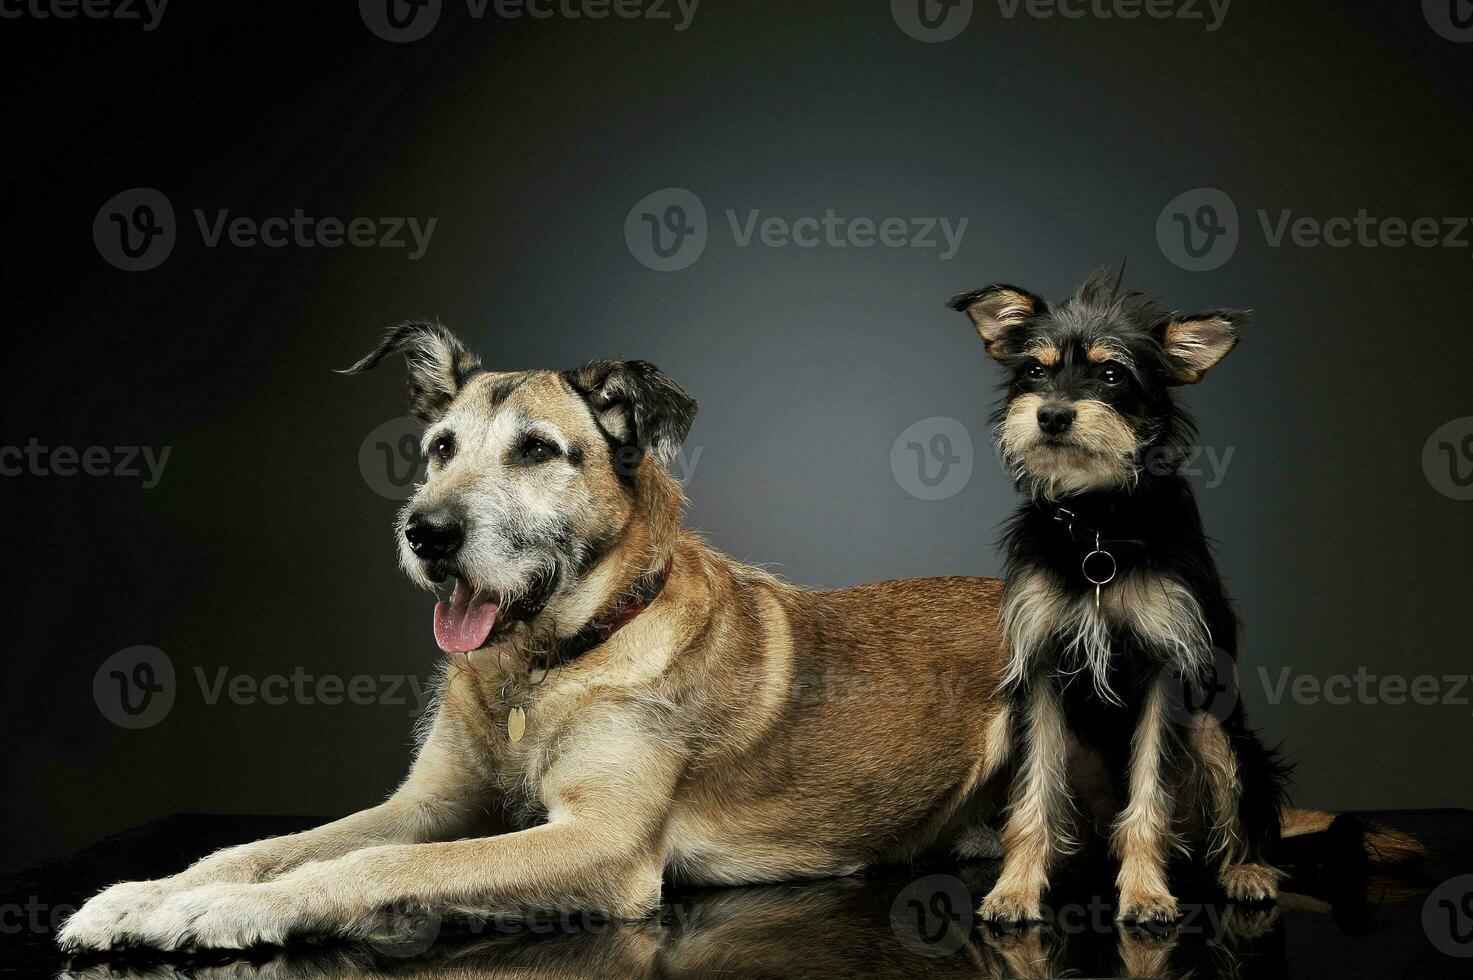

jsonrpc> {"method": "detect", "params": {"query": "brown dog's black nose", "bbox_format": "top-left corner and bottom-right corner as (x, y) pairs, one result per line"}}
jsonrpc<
(405, 511), (463, 560)
(1037, 403), (1076, 436)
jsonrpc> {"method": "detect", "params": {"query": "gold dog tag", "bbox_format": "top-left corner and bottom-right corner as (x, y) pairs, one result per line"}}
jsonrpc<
(507, 707), (527, 743)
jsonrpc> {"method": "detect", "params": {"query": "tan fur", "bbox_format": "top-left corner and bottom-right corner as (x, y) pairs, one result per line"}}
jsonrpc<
(997, 394), (1142, 500)
(1110, 677), (1183, 922)
(1025, 340), (1061, 366)
(979, 682), (1073, 923)
(960, 287), (1039, 355)
(1001, 567), (1212, 704)
(1162, 316), (1237, 384)
(1188, 712), (1286, 902)
(60, 370), (1015, 953)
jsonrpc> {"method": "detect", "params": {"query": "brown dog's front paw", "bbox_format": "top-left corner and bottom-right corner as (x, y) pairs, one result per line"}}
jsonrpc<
(978, 887), (1043, 925)
(1116, 891), (1180, 927)
(1219, 863), (1282, 904)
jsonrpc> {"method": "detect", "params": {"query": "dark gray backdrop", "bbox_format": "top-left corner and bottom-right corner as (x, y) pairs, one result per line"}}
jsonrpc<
(3, 0), (1471, 874)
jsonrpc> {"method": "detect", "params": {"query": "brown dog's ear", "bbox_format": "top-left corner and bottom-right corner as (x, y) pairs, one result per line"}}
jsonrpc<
(947, 284), (1047, 358)
(1158, 311), (1243, 384)
(563, 360), (698, 474)
(339, 321), (483, 422)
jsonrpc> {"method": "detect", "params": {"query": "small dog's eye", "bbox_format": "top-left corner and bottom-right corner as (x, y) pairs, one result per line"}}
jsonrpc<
(521, 437), (559, 462)
(1100, 364), (1124, 386)
(432, 434), (455, 462)
(1026, 363), (1048, 381)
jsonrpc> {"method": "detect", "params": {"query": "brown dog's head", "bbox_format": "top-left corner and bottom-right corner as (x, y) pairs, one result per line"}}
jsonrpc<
(344, 321), (696, 653)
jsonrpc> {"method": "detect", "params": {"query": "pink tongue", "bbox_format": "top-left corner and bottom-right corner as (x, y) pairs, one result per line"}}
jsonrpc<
(433, 580), (501, 654)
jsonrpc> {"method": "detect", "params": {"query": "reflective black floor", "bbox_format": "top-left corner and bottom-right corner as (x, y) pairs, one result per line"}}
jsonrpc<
(4, 810), (1471, 978)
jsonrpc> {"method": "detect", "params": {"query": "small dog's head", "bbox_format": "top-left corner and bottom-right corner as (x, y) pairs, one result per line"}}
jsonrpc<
(949, 269), (1243, 499)
(344, 322), (696, 653)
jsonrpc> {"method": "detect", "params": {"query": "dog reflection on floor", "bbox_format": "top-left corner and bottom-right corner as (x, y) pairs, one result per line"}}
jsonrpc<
(59, 865), (1429, 980)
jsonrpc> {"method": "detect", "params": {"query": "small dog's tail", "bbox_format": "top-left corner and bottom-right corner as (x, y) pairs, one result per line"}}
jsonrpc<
(1275, 807), (1430, 868)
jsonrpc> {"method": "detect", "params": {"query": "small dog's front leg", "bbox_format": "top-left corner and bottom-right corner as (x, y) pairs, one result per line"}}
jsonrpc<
(980, 682), (1073, 924)
(1111, 676), (1180, 925)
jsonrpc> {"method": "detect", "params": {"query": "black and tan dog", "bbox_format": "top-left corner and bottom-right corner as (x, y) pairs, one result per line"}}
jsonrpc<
(947, 270), (1421, 926)
(59, 320), (1417, 952)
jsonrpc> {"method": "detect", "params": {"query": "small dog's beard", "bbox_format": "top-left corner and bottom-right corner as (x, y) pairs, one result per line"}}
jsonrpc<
(997, 394), (1142, 500)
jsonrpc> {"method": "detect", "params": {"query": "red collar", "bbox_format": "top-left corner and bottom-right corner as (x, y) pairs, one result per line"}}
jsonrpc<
(553, 558), (673, 663)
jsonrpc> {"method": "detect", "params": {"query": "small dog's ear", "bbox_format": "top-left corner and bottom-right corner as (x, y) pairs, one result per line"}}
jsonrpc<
(339, 321), (483, 422)
(947, 284), (1047, 358)
(564, 360), (698, 470)
(1158, 311), (1243, 384)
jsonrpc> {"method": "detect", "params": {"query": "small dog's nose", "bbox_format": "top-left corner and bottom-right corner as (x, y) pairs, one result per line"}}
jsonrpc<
(405, 511), (464, 560)
(1037, 403), (1076, 436)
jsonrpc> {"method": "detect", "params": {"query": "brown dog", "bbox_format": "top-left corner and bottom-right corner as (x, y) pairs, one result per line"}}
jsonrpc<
(58, 323), (1016, 951)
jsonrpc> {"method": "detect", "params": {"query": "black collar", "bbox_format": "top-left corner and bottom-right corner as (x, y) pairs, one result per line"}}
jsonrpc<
(545, 559), (673, 667)
(1051, 504), (1147, 553)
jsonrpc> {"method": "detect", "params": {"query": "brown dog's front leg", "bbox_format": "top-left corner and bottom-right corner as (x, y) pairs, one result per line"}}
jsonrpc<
(58, 710), (498, 952)
(131, 711), (684, 950)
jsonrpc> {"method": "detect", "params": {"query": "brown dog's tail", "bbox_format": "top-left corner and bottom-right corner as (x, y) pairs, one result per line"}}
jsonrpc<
(1277, 807), (1430, 868)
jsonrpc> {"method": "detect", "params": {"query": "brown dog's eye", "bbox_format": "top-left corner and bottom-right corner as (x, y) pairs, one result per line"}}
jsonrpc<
(1100, 364), (1124, 386)
(521, 438), (559, 462)
(1026, 363), (1047, 381)
(432, 434), (455, 462)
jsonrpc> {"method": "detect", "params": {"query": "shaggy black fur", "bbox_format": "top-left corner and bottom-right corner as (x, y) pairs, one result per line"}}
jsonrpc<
(953, 269), (1291, 889)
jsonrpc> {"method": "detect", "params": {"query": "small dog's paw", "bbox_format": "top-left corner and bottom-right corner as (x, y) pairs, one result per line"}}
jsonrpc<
(1116, 891), (1180, 927)
(138, 883), (305, 951)
(978, 888), (1043, 925)
(1219, 863), (1282, 904)
(57, 879), (171, 951)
